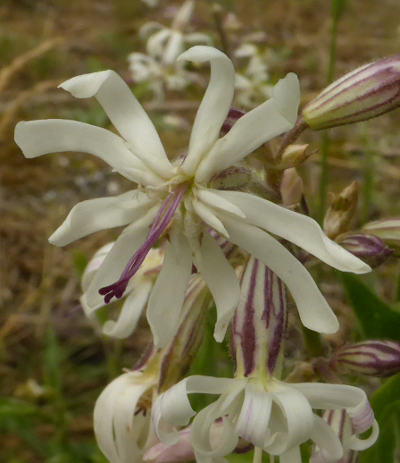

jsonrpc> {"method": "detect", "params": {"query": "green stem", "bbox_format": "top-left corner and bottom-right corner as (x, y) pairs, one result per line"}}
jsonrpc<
(318, 0), (343, 224)
(362, 143), (374, 223)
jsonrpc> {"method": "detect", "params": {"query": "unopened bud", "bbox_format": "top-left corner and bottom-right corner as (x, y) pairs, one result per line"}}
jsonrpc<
(338, 233), (392, 268)
(272, 143), (311, 170)
(303, 55), (400, 130)
(323, 182), (358, 239)
(332, 340), (400, 377)
(363, 217), (400, 248)
(280, 167), (303, 206)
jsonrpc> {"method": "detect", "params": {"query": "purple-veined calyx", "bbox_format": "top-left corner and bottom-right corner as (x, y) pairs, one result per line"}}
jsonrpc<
(338, 233), (392, 268)
(303, 54), (400, 130)
(332, 340), (400, 377)
(232, 256), (287, 379)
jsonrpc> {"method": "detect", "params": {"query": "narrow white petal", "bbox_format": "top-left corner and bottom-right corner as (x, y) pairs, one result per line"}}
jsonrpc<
(280, 446), (302, 463)
(290, 383), (368, 410)
(147, 28), (172, 58)
(195, 73), (300, 183)
(310, 415), (343, 462)
(147, 228), (192, 347)
(179, 46), (235, 174)
(82, 242), (114, 291)
(49, 190), (155, 246)
(153, 375), (241, 445)
(102, 280), (153, 338)
(185, 32), (213, 45)
(192, 199), (230, 238)
(194, 232), (240, 342)
(163, 31), (185, 64)
(222, 216), (339, 334)
(235, 383), (272, 448)
(81, 207), (158, 313)
(196, 189), (246, 219)
(217, 190), (371, 274)
(59, 70), (172, 178)
(15, 120), (163, 185)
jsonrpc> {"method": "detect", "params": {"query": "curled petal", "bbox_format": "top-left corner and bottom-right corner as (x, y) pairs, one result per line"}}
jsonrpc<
(195, 73), (300, 183)
(222, 215), (339, 334)
(216, 190), (371, 274)
(60, 70), (172, 178)
(192, 199), (230, 238)
(15, 120), (162, 186)
(179, 46), (235, 174)
(310, 415), (343, 462)
(153, 375), (242, 446)
(49, 190), (154, 246)
(94, 372), (153, 463)
(235, 383), (272, 448)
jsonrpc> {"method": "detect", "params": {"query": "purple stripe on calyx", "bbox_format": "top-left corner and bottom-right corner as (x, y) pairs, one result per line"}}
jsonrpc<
(232, 257), (288, 379)
(99, 185), (187, 303)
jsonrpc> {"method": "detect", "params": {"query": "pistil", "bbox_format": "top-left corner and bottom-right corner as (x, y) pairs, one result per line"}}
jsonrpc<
(99, 184), (187, 303)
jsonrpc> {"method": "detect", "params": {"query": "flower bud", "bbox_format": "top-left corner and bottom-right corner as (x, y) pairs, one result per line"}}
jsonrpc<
(280, 167), (303, 206)
(337, 233), (392, 268)
(303, 55), (400, 130)
(323, 182), (358, 239)
(363, 217), (400, 248)
(277, 143), (311, 169)
(332, 340), (400, 377)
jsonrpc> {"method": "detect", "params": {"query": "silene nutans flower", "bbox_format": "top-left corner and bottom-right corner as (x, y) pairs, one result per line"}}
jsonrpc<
(303, 54), (400, 130)
(15, 45), (370, 351)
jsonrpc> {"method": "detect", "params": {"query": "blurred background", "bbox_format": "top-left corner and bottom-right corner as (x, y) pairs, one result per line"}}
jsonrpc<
(1, 0), (400, 462)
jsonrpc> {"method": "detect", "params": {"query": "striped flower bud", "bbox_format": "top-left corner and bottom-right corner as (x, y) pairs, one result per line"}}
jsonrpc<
(332, 340), (400, 377)
(323, 182), (358, 239)
(231, 257), (288, 379)
(363, 217), (400, 248)
(303, 55), (400, 130)
(338, 233), (392, 268)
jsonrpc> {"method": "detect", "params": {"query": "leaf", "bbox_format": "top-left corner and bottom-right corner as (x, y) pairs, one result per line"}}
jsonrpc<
(340, 273), (400, 341)
(0, 398), (37, 417)
(360, 373), (400, 463)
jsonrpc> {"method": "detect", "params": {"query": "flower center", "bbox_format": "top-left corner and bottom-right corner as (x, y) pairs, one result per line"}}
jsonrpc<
(99, 184), (188, 303)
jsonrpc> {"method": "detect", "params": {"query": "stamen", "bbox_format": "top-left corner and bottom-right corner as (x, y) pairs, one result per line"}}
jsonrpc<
(99, 185), (187, 303)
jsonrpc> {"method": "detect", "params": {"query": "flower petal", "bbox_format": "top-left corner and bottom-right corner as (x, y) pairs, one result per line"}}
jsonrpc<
(147, 228), (192, 347)
(221, 215), (339, 334)
(14, 120), (163, 185)
(60, 70), (172, 178)
(147, 28), (172, 58)
(153, 375), (242, 445)
(345, 419), (379, 451)
(191, 400), (239, 458)
(235, 383), (272, 448)
(216, 190), (371, 274)
(194, 232), (241, 342)
(280, 446), (302, 463)
(310, 415), (343, 462)
(94, 372), (151, 463)
(81, 207), (158, 313)
(192, 199), (230, 238)
(196, 189), (246, 219)
(195, 73), (300, 183)
(179, 46), (235, 174)
(266, 382), (314, 454)
(102, 280), (153, 339)
(49, 190), (155, 247)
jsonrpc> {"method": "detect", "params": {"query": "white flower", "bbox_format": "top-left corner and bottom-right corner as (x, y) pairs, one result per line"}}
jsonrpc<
(94, 370), (157, 463)
(141, 1), (212, 65)
(15, 46), (370, 349)
(153, 375), (378, 463)
(82, 243), (164, 339)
